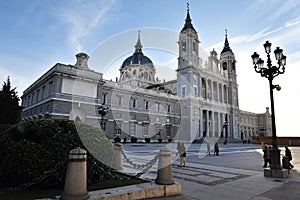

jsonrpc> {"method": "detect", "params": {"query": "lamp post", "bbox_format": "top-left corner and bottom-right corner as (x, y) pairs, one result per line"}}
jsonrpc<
(220, 117), (229, 144)
(251, 41), (286, 170)
(97, 103), (110, 131)
(220, 116), (229, 138)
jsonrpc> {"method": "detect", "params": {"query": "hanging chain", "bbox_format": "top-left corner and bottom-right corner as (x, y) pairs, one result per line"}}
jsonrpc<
(89, 155), (131, 180)
(135, 154), (159, 177)
(121, 148), (159, 177)
(0, 158), (67, 194)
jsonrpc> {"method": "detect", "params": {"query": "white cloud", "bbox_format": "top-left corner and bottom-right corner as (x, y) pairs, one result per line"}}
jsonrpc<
(0, 67), (30, 96)
(246, 0), (300, 22)
(267, 0), (300, 21)
(285, 16), (300, 27)
(54, 0), (118, 52)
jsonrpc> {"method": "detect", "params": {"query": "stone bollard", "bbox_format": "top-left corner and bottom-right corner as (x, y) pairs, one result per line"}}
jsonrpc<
(155, 148), (174, 185)
(62, 147), (89, 200)
(113, 143), (123, 170)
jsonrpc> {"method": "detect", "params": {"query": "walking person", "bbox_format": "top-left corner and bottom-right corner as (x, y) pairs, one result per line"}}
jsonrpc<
(285, 146), (294, 169)
(176, 141), (181, 156)
(177, 142), (186, 167)
(214, 142), (219, 156)
(206, 143), (211, 155)
(263, 143), (271, 168)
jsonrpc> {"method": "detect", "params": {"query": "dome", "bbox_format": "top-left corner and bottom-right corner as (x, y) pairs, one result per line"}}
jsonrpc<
(121, 31), (154, 69)
(121, 52), (154, 68)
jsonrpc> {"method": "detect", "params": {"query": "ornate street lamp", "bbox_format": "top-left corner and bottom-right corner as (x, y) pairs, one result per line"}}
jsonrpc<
(220, 117), (229, 144)
(97, 103), (110, 131)
(220, 116), (229, 138)
(251, 41), (286, 170)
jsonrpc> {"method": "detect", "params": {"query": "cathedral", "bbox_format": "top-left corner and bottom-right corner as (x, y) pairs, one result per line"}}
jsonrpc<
(21, 7), (272, 143)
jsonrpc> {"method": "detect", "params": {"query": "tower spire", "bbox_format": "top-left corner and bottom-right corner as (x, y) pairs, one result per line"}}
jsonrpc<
(181, 2), (196, 33)
(221, 29), (233, 54)
(135, 30), (143, 53)
(224, 29), (229, 47)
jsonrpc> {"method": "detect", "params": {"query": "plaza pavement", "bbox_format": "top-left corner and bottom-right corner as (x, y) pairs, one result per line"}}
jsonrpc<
(120, 143), (300, 200)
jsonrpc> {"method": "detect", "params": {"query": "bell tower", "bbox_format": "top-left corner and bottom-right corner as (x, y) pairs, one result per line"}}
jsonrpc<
(178, 6), (200, 69)
(177, 5), (200, 98)
(220, 30), (238, 108)
(175, 4), (201, 143)
(220, 30), (239, 139)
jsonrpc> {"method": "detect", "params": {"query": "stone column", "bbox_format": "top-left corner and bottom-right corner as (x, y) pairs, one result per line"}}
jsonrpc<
(206, 111), (210, 137)
(113, 143), (123, 170)
(155, 148), (174, 185)
(210, 80), (213, 100)
(221, 84), (224, 102)
(217, 112), (221, 137)
(199, 108), (203, 138)
(216, 82), (219, 102)
(62, 147), (88, 200)
(205, 79), (208, 98)
(211, 111), (215, 137)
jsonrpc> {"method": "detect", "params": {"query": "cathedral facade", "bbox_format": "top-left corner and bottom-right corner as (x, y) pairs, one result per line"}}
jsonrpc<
(21, 8), (272, 143)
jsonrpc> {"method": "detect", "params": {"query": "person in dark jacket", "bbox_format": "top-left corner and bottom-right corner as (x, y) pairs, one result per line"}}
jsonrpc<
(285, 146), (294, 169)
(263, 143), (271, 168)
(214, 142), (219, 156)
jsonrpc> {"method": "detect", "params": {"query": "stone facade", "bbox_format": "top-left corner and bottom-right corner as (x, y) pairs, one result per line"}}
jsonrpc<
(21, 8), (271, 142)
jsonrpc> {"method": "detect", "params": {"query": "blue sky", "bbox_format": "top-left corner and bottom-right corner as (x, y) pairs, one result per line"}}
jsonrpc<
(1, 0), (300, 136)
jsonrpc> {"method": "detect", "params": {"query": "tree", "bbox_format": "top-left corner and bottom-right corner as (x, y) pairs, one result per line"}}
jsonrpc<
(0, 76), (22, 124)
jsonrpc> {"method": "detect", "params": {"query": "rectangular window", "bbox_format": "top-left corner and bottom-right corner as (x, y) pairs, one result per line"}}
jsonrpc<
(31, 93), (34, 104)
(101, 94), (107, 104)
(194, 86), (198, 96)
(49, 81), (53, 95)
(167, 104), (171, 113)
(132, 98), (136, 108)
(36, 90), (40, 102)
(143, 124), (149, 137)
(130, 123), (136, 136)
(118, 96), (122, 106)
(156, 102), (160, 111)
(145, 101), (149, 109)
(181, 86), (186, 98)
(42, 86), (45, 99)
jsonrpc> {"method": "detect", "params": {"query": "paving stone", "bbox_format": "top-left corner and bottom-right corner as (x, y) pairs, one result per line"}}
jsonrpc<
(171, 165), (250, 186)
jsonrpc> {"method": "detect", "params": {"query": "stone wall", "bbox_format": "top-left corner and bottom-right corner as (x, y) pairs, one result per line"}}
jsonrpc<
(252, 136), (300, 146)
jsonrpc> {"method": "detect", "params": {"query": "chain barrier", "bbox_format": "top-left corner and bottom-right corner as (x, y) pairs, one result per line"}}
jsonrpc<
(121, 148), (159, 177)
(135, 154), (159, 177)
(89, 155), (131, 180)
(0, 158), (67, 194)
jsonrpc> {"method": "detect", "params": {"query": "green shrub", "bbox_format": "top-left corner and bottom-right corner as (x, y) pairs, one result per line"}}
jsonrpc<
(0, 119), (114, 188)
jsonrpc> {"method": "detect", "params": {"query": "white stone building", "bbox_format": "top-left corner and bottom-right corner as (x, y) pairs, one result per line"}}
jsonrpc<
(21, 8), (271, 143)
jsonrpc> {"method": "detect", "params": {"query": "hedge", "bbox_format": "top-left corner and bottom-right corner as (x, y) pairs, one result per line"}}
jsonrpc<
(0, 119), (114, 188)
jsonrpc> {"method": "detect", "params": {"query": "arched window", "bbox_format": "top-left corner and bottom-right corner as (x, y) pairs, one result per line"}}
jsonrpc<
(182, 86), (186, 98)
(201, 79), (207, 98)
(222, 62), (227, 70)
(193, 85), (198, 97)
(182, 41), (186, 52)
(232, 61), (236, 72)
(193, 41), (198, 54)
